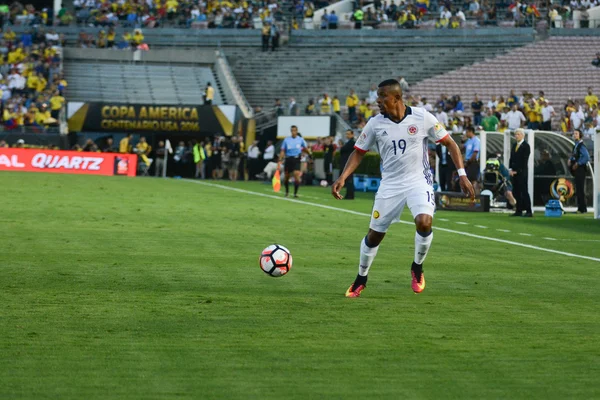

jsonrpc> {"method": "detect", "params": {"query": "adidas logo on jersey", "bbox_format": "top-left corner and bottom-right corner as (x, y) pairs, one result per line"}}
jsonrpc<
(381, 131), (388, 136)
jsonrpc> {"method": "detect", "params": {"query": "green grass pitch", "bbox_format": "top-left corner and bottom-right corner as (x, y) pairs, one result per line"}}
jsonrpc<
(1, 172), (599, 399)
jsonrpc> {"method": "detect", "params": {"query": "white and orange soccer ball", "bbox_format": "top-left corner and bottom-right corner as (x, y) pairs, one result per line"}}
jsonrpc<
(259, 244), (293, 277)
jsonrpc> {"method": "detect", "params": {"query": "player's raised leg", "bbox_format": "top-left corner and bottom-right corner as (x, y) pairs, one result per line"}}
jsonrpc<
(346, 229), (385, 297)
(407, 190), (436, 293)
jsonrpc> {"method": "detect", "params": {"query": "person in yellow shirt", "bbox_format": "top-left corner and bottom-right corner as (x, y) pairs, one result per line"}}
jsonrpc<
(450, 16), (460, 29)
(3, 28), (16, 43)
(398, 11), (408, 26)
(7, 48), (23, 64)
(123, 32), (133, 46)
(204, 82), (214, 105)
(97, 30), (107, 48)
(166, 0), (179, 19)
(36, 74), (47, 93)
(50, 90), (66, 119)
(496, 96), (506, 112)
(107, 28), (116, 48)
(27, 73), (39, 92)
(364, 103), (373, 120)
(332, 95), (341, 115)
(132, 29), (144, 45)
(346, 89), (359, 123)
(319, 93), (331, 114)
(34, 105), (53, 127)
(585, 87), (598, 109)
(523, 98), (541, 129)
(135, 136), (152, 166)
(358, 99), (369, 123)
(120, 133), (133, 153)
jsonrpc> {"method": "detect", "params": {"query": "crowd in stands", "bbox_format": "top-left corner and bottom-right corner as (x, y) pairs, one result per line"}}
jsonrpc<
(2, 0), (596, 33)
(69, 0), (288, 30)
(0, 27), (67, 132)
(283, 79), (599, 139)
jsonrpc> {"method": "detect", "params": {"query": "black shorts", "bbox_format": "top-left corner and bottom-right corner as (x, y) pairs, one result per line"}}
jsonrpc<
(284, 157), (301, 173)
(467, 162), (480, 182)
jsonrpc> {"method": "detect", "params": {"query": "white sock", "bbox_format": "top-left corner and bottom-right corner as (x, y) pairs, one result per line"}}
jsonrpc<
(359, 237), (379, 276)
(414, 231), (433, 265)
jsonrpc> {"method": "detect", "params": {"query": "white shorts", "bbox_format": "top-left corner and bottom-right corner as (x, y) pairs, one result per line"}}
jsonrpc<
(370, 186), (436, 233)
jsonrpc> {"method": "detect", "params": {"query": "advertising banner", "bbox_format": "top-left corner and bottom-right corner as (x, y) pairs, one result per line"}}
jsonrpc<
(435, 192), (490, 212)
(0, 148), (137, 177)
(277, 116), (333, 139)
(68, 102), (239, 136)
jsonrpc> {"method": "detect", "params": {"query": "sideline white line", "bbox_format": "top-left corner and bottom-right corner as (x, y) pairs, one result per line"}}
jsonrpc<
(455, 222), (469, 225)
(497, 229), (511, 233)
(519, 233), (532, 236)
(186, 180), (600, 263)
(475, 225), (488, 229)
(438, 218), (450, 222)
(543, 237), (557, 241)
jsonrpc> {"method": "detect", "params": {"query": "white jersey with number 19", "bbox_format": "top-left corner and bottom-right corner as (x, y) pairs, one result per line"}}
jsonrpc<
(354, 106), (449, 197)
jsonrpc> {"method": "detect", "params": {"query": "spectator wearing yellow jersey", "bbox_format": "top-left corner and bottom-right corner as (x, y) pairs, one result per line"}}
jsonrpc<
(135, 136), (152, 167)
(107, 28), (116, 48)
(319, 93), (331, 115)
(36, 73), (47, 94)
(524, 97), (541, 130)
(204, 82), (214, 105)
(50, 90), (65, 119)
(346, 89), (359, 123)
(166, 0), (179, 20)
(332, 95), (341, 115)
(26, 73), (39, 95)
(585, 87), (598, 109)
(132, 29), (144, 46)
(120, 133), (133, 153)
(3, 28), (16, 44)
(34, 104), (55, 128)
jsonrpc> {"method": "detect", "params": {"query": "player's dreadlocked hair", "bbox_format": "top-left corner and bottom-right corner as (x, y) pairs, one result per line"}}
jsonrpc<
(378, 79), (400, 88)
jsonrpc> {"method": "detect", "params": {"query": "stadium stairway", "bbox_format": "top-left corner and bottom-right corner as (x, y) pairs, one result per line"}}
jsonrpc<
(411, 36), (600, 122)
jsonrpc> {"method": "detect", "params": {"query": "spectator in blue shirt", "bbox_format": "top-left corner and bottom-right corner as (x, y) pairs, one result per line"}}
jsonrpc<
(328, 11), (339, 29)
(568, 129), (590, 213)
(21, 31), (32, 47)
(464, 126), (481, 194)
(453, 95), (464, 114)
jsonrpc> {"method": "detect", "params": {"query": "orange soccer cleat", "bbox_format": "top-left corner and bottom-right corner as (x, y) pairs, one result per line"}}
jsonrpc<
(411, 262), (426, 294)
(345, 276), (367, 298)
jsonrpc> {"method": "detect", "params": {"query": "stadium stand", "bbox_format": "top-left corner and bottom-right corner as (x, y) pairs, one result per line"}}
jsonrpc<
(1, 27), (66, 133)
(64, 62), (222, 104)
(63, 48), (224, 104)
(227, 29), (534, 110)
(411, 36), (600, 124)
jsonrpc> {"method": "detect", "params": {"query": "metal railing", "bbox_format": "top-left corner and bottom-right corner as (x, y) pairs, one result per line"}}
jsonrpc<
(214, 49), (253, 118)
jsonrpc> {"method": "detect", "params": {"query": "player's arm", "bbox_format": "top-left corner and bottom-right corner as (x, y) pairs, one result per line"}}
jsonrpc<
(440, 135), (475, 199)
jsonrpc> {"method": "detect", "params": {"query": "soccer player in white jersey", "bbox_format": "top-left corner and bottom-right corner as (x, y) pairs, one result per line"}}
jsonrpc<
(332, 79), (475, 297)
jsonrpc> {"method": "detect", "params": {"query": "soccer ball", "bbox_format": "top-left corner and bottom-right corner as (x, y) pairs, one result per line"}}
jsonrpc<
(259, 244), (293, 277)
(320, 180), (328, 187)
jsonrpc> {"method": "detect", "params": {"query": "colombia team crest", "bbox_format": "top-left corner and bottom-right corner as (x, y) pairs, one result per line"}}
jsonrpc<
(408, 125), (418, 135)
